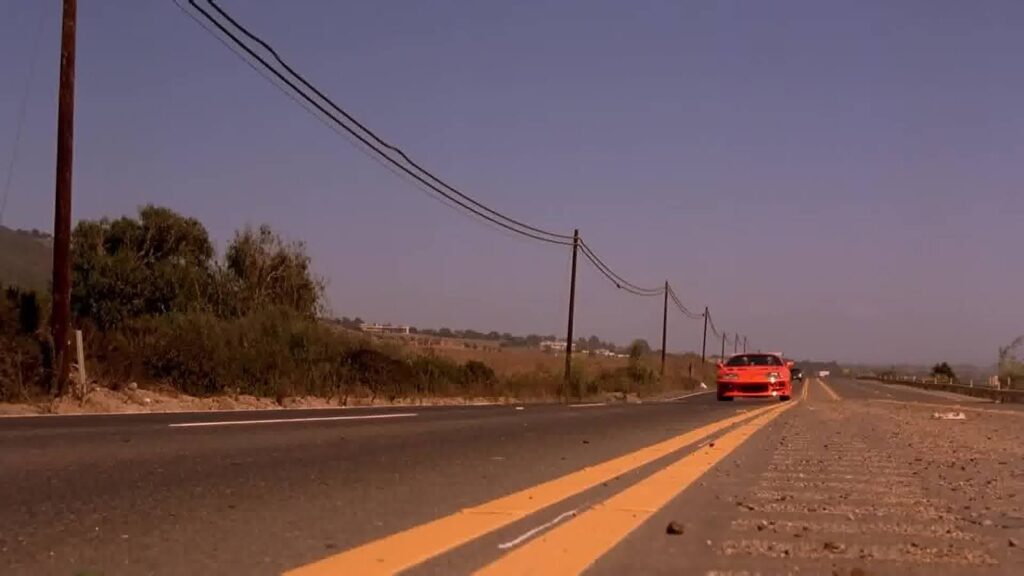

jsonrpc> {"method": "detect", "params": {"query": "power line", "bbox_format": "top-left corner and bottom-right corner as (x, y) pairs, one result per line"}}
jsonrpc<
(706, 310), (723, 339)
(579, 250), (664, 297)
(666, 285), (703, 320)
(201, 0), (574, 243)
(176, 0), (572, 246)
(175, 0), (757, 356)
(577, 240), (663, 295)
(0, 1), (48, 226)
(171, 0), (523, 242)
(579, 247), (663, 297)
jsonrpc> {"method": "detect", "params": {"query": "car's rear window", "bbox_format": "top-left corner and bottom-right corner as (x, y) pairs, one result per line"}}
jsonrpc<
(725, 354), (783, 367)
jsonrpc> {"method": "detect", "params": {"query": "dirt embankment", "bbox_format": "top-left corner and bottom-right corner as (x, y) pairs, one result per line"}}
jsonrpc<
(0, 383), (665, 416)
(0, 385), (504, 416)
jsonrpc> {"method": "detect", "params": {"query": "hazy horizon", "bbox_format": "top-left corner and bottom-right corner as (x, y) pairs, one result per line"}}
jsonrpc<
(2, 1), (1022, 366)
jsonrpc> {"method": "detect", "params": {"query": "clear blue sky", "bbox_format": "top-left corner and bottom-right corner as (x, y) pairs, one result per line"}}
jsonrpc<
(2, 0), (1022, 365)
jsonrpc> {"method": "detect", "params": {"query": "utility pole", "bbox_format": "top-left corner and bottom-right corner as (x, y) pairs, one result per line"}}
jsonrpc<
(721, 332), (726, 360)
(51, 0), (76, 396)
(743, 336), (748, 353)
(563, 229), (579, 398)
(660, 280), (668, 377)
(701, 306), (708, 365)
(733, 334), (739, 354)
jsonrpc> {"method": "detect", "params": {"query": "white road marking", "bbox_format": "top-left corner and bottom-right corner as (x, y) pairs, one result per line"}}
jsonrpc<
(817, 378), (841, 401)
(665, 390), (715, 401)
(0, 400), (497, 420)
(0, 404), (388, 420)
(697, 437), (718, 448)
(568, 403), (606, 408)
(497, 508), (580, 550)
(168, 412), (417, 428)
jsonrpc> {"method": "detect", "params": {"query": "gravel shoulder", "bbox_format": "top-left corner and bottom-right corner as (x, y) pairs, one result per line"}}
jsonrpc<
(592, 378), (1024, 575)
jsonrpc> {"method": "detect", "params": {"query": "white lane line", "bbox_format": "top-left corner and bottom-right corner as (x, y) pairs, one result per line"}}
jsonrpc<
(665, 390), (714, 402)
(0, 402), (470, 420)
(0, 404), (366, 420)
(497, 508), (580, 550)
(568, 403), (606, 408)
(168, 412), (417, 428)
(817, 378), (841, 401)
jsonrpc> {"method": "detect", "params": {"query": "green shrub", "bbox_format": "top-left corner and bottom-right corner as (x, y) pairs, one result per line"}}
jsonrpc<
(0, 285), (48, 400)
(93, 308), (355, 398)
(410, 354), (462, 396)
(462, 360), (497, 392)
(501, 370), (563, 400)
(345, 347), (416, 400)
(16, 291), (41, 334)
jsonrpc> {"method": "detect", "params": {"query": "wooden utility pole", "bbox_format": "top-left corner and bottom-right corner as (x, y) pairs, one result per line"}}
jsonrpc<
(721, 332), (726, 360)
(701, 306), (708, 364)
(51, 0), (77, 396)
(563, 229), (579, 396)
(660, 281), (668, 376)
(743, 336), (748, 353)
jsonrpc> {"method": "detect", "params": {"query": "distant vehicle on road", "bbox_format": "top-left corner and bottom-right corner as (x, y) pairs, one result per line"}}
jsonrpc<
(791, 367), (804, 382)
(716, 353), (793, 402)
(818, 370), (831, 378)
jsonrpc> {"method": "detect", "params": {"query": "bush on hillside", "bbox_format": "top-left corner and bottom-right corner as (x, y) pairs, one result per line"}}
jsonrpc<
(3, 205), (706, 403)
(0, 285), (48, 400)
(95, 308), (351, 398)
(71, 206), (323, 330)
(82, 308), (508, 401)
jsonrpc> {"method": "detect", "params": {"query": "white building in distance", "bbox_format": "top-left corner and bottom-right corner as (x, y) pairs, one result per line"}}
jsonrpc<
(360, 323), (411, 336)
(540, 340), (568, 352)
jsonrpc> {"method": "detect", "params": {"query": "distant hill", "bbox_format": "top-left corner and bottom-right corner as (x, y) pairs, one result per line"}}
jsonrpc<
(0, 225), (52, 292)
(847, 362), (995, 379)
(795, 360), (845, 375)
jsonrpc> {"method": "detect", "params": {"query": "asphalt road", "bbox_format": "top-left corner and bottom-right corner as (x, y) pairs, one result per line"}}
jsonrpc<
(2, 380), (1021, 575)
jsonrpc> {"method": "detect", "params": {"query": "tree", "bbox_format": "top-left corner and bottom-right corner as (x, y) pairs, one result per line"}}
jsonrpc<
(998, 336), (1024, 388)
(221, 224), (324, 318)
(931, 362), (956, 381)
(628, 339), (652, 359)
(16, 291), (40, 334)
(71, 205), (215, 329)
(71, 207), (324, 327)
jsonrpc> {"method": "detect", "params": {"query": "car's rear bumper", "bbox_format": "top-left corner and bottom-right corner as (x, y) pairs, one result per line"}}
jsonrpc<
(717, 382), (790, 398)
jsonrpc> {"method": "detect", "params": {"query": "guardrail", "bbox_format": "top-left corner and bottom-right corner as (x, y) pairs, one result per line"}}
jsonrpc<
(855, 375), (1024, 404)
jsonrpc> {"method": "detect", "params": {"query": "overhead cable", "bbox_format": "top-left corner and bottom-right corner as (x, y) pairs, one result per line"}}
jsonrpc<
(177, 0), (572, 245)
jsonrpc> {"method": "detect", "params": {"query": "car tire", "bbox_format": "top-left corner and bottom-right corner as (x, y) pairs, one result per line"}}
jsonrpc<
(717, 394), (733, 402)
(779, 395), (791, 402)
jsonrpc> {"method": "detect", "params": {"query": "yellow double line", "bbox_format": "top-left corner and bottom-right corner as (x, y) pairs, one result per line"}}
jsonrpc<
(475, 403), (793, 574)
(287, 402), (793, 575)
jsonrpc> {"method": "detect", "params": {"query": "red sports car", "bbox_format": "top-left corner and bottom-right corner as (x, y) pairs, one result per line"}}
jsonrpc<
(716, 352), (793, 402)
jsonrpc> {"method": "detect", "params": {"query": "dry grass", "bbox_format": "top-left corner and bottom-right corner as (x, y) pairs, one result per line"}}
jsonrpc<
(431, 346), (623, 377)
(370, 333), (716, 384)
(409, 340), (717, 398)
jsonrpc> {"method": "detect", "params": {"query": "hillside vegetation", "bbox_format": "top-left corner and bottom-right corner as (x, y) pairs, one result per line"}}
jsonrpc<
(0, 226), (52, 291)
(2, 205), (707, 405)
